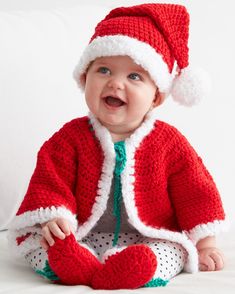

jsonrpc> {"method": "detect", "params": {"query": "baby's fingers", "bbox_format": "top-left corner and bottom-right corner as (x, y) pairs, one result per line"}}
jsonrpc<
(210, 252), (224, 271)
(47, 222), (66, 240)
(57, 218), (72, 236)
(199, 263), (208, 271)
(41, 226), (55, 246)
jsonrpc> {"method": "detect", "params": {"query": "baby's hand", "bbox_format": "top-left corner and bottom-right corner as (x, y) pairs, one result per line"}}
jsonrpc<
(40, 218), (73, 250)
(198, 247), (224, 271)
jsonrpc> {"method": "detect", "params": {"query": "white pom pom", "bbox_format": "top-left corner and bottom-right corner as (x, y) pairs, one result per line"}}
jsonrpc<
(171, 66), (211, 107)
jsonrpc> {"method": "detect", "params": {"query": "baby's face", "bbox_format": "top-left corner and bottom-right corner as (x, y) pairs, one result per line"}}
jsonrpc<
(84, 55), (158, 134)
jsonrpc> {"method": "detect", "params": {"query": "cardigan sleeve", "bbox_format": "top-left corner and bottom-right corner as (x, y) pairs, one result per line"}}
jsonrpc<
(17, 123), (78, 227)
(8, 122), (79, 257)
(167, 128), (227, 244)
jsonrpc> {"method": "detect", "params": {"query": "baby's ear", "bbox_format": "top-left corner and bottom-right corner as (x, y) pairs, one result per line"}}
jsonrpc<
(153, 91), (165, 107)
(80, 73), (87, 87)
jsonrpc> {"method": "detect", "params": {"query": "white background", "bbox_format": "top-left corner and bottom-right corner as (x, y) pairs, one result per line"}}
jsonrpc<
(0, 0), (234, 230)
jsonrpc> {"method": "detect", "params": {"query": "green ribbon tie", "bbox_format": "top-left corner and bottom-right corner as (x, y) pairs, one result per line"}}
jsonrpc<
(112, 141), (126, 247)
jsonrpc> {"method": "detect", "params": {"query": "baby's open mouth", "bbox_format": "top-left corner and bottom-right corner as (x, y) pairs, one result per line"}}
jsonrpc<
(104, 96), (126, 107)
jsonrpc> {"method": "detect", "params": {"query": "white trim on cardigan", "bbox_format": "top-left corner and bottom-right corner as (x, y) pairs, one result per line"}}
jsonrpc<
(185, 219), (229, 244)
(121, 108), (199, 273)
(8, 227), (42, 257)
(8, 206), (78, 256)
(8, 110), (226, 272)
(9, 206), (78, 231)
(76, 112), (116, 240)
(81, 109), (200, 272)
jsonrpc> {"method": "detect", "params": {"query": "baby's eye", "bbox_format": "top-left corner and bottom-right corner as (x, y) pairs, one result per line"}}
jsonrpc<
(128, 73), (141, 81)
(98, 67), (111, 75)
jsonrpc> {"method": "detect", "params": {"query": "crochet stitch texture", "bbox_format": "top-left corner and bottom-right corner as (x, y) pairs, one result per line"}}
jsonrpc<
(91, 244), (157, 289)
(47, 234), (102, 285)
(91, 3), (189, 72)
(17, 116), (224, 232)
(11, 113), (225, 275)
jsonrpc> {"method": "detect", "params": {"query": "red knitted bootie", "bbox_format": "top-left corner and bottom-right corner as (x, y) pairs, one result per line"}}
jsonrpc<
(91, 244), (157, 289)
(47, 234), (102, 285)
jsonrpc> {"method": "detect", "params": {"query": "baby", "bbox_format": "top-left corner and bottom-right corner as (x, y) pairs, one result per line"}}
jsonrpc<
(8, 3), (226, 290)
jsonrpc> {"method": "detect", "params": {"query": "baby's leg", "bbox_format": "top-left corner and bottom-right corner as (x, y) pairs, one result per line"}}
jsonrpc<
(25, 246), (60, 282)
(89, 232), (157, 289)
(137, 237), (188, 286)
(80, 231), (141, 260)
(25, 247), (48, 272)
(25, 234), (102, 285)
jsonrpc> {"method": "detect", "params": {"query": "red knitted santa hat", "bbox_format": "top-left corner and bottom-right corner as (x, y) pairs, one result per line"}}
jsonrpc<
(74, 3), (210, 106)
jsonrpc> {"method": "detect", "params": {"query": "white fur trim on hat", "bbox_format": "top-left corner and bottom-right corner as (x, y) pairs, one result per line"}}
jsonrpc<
(73, 35), (173, 94)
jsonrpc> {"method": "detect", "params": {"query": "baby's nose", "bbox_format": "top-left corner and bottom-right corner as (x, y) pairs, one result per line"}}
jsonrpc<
(107, 77), (125, 90)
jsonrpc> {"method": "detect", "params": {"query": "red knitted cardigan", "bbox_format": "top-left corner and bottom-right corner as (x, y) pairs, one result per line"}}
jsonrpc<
(8, 111), (226, 273)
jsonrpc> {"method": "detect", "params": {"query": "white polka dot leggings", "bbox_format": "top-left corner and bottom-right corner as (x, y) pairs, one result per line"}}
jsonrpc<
(25, 232), (188, 283)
